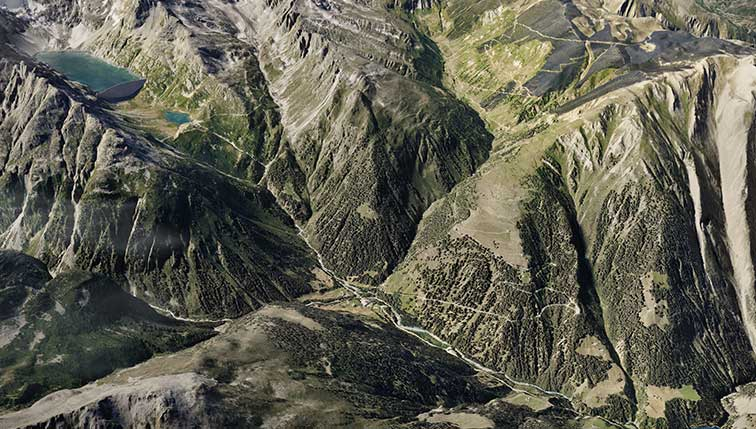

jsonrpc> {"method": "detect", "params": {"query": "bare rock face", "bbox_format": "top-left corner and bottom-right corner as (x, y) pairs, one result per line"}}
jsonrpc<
(1, 373), (223, 429)
(0, 55), (323, 319)
(572, 0), (756, 42)
(624, 0), (756, 42)
(722, 382), (756, 429)
(559, 57), (756, 427)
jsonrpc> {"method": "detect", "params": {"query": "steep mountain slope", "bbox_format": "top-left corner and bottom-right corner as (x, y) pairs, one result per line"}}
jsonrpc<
(1, 1), (756, 428)
(0, 250), (215, 411)
(9, 0), (494, 286)
(0, 48), (326, 319)
(225, 0), (493, 284)
(383, 0), (756, 427)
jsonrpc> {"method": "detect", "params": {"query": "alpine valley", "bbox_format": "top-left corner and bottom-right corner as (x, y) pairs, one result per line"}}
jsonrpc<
(1, 0), (756, 428)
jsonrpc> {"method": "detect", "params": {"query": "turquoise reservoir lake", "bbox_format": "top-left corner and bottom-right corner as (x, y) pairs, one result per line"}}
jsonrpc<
(36, 51), (139, 93)
(164, 111), (191, 125)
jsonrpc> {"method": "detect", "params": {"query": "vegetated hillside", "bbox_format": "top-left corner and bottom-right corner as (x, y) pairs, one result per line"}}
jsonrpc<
(2, 1), (756, 428)
(0, 303), (589, 429)
(0, 250), (216, 411)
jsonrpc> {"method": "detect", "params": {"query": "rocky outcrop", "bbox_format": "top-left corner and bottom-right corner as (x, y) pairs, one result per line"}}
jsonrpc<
(722, 382), (756, 429)
(10, 0), (285, 183)
(608, 0), (756, 42)
(85, 1), (286, 183)
(1, 373), (224, 428)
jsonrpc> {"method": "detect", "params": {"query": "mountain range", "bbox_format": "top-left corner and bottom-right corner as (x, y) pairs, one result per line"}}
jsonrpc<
(1, 0), (756, 428)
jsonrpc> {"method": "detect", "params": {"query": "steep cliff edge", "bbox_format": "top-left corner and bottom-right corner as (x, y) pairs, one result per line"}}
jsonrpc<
(8, 0), (286, 183)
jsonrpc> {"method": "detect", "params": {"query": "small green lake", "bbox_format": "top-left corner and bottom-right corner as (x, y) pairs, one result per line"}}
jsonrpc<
(36, 51), (139, 93)
(164, 111), (191, 125)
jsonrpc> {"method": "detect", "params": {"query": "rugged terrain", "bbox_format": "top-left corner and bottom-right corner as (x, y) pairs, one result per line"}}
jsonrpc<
(7, 0), (493, 285)
(384, 0), (756, 427)
(1, 0), (756, 428)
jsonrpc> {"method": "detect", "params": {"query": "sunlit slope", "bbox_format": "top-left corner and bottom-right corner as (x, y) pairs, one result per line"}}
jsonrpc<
(385, 1), (756, 427)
